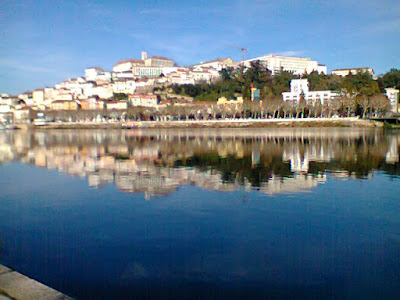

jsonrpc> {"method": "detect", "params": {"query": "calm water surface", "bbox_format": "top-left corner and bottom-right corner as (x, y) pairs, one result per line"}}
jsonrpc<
(0, 128), (399, 299)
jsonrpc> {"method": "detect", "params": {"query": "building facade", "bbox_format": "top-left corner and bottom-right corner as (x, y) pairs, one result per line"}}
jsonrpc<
(129, 94), (160, 107)
(385, 88), (399, 113)
(113, 52), (175, 78)
(244, 54), (327, 75)
(193, 58), (234, 71)
(132, 66), (163, 78)
(282, 79), (340, 104)
(331, 67), (374, 77)
(51, 100), (80, 110)
(85, 67), (111, 82)
(105, 100), (128, 110)
(113, 59), (145, 73)
(145, 55), (175, 67)
(32, 89), (45, 106)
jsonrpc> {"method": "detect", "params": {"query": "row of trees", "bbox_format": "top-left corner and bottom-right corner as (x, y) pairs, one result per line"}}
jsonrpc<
(39, 92), (391, 123)
(125, 94), (390, 121)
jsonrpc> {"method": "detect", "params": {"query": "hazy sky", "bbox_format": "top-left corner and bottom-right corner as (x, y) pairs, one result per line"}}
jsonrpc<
(1, 0), (399, 94)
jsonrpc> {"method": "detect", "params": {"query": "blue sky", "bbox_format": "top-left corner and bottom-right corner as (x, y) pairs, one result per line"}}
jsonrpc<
(1, 0), (399, 95)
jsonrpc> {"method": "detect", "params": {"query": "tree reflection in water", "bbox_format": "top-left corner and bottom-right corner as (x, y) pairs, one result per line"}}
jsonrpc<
(0, 128), (398, 198)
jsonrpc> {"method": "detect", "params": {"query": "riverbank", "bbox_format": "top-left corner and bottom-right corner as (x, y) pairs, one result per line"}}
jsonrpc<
(0, 264), (72, 299)
(17, 117), (385, 130)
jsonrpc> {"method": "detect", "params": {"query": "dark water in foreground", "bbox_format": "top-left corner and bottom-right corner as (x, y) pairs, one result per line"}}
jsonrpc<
(0, 128), (399, 299)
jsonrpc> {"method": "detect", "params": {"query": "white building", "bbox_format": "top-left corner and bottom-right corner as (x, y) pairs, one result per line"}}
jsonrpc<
(132, 66), (163, 78)
(85, 67), (112, 82)
(18, 92), (33, 106)
(166, 69), (195, 85)
(193, 58), (234, 71)
(0, 104), (13, 113)
(282, 79), (340, 104)
(129, 94), (160, 107)
(145, 55), (175, 68)
(113, 52), (175, 76)
(113, 59), (144, 73)
(385, 88), (399, 113)
(112, 80), (138, 94)
(112, 71), (134, 80)
(332, 67), (374, 77)
(160, 67), (180, 76)
(32, 89), (45, 106)
(105, 100), (128, 110)
(244, 54), (327, 75)
(0, 95), (19, 107)
(85, 85), (113, 99)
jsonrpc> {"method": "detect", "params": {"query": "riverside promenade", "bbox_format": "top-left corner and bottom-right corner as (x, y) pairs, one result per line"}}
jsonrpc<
(23, 117), (384, 130)
(0, 265), (72, 300)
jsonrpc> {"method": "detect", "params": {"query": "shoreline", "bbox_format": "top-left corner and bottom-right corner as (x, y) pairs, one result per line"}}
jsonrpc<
(17, 117), (386, 130)
(0, 264), (72, 299)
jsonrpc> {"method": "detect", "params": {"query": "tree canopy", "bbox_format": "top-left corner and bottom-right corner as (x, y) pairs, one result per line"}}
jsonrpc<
(161, 62), (398, 103)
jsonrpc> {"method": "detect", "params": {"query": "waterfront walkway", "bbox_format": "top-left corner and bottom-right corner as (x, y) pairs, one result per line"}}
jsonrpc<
(0, 264), (72, 300)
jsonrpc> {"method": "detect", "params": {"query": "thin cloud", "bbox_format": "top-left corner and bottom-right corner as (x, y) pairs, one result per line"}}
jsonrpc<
(85, 2), (110, 18)
(276, 51), (306, 57)
(139, 9), (172, 15)
(139, 7), (227, 16)
(0, 59), (54, 73)
(368, 18), (400, 34)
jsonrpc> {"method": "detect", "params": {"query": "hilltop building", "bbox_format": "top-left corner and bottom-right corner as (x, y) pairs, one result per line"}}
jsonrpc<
(282, 79), (340, 104)
(331, 67), (374, 77)
(193, 58), (234, 71)
(112, 51), (175, 79)
(244, 54), (327, 75)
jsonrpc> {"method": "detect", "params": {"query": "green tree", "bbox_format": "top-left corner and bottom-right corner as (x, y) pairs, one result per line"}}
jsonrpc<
(378, 68), (400, 91)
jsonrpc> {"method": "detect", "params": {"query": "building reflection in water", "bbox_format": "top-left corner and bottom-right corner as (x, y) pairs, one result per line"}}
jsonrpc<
(0, 128), (399, 199)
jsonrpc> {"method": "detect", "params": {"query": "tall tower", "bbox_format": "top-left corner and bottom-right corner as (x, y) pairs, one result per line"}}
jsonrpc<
(141, 51), (148, 61)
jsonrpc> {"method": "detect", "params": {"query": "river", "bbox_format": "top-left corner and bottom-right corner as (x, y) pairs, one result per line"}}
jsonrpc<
(0, 128), (399, 299)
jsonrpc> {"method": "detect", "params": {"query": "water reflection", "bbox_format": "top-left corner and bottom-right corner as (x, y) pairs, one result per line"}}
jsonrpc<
(0, 128), (399, 198)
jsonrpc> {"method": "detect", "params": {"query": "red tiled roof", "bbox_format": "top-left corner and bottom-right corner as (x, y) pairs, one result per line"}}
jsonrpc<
(196, 57), (232, 65)
(86, 66), (104, 71)
(114, 59), (145, 66)
(150, 56), (172, 60)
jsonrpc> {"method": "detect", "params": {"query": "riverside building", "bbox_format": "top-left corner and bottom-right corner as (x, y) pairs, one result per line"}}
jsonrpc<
(385, 88), (399, 113)
(282, 79), (340, 104)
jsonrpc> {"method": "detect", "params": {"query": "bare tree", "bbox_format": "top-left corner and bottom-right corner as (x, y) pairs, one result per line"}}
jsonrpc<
(356, 95), (370, 118)
(370, 94), (391, 117)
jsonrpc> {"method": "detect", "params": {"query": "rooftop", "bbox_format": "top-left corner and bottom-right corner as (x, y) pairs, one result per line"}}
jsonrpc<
(149, 55), (173, 60)
(196, 57), (232, 65)
(114, 59), (145, 66)
(332, 67), (373, 71)
(86, 66), (104, 71)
